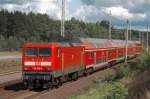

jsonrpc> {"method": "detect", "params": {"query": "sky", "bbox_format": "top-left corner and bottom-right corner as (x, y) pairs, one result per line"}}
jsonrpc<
(0, 0), (149, 30)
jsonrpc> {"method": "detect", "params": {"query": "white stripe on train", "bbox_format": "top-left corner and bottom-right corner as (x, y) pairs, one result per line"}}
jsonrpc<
(24, 61), (51, 66)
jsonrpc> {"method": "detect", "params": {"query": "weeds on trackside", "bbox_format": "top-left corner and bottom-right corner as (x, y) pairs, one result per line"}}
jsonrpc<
(69, 52), (150, 99)
(69, 81), (128, 99)
(69, 65), (130, 99)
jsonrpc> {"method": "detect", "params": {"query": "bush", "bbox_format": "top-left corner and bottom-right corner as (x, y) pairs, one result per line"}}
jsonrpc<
(103, 66), (130, 82)
(128, 61), (139, 71)
(116, 66), (130, 78)
(129, 52), (150, 72)
(106, 82), (128, 99)
(103, 74), (117, 82)
(69, 82), (128, 99)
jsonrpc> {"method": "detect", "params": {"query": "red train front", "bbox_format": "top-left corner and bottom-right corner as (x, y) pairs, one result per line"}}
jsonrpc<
(22, 43), (84, 89)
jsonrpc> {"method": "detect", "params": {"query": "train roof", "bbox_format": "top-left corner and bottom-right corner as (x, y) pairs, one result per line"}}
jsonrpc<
(79, 38), (141, 48)
(24, 38), (141, 49)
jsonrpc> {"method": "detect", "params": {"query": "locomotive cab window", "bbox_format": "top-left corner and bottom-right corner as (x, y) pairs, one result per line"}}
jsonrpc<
(39, 48), (51, 57)
(26, 48), (38, 57)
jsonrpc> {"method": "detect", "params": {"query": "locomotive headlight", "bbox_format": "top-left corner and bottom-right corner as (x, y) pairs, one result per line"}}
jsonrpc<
(41, 62), (52, 66)
(24, 61), (35, 66)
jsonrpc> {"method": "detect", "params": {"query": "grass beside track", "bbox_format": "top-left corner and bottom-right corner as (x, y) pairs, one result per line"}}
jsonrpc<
(70, 52), (150, 99)
(0, 51), (21, 56)
(0, 66), (21, 74)
(69, 81), (127, 99)
(69, 63), (128, 99)
(0, 58), (21, 74)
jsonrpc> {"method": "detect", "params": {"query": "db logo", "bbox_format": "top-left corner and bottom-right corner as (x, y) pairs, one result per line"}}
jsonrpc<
(35, 62), (41, 65)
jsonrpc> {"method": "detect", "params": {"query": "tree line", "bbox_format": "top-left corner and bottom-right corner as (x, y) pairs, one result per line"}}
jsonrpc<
(0, 10), (140, 51)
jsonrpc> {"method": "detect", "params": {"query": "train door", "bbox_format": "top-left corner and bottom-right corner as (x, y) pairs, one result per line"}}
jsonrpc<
(93, 49), (108, 69)
(85, 51), (94, 69)
(53, 47), (62, 71)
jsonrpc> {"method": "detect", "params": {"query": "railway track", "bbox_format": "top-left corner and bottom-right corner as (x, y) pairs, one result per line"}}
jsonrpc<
(0, 72), (21, 85)
(0, 71), (21, 76)
(0, 59), (137, 99)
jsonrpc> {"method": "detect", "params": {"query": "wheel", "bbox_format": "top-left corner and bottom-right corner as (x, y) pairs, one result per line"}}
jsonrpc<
(53, 78), (62, 88)
(58, 78), (62, 86)
(84, 68), (93, 76)
(27, 80), (34, 90)
(71, 72), (78, 81)
(89, 68), (94, 74)
(84, 69), (90, 76)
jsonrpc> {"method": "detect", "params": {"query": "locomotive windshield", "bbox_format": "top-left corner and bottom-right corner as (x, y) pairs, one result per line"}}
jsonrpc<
(26, 48), (38, 57)
(25, 48), (51, 57)
(39, 48), (51, 57)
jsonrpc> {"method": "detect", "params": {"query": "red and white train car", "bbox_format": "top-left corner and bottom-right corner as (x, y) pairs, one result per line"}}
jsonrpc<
(22, 38), (143, 89)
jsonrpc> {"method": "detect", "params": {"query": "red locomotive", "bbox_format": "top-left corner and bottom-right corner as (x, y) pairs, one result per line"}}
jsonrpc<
(22, 38), (143, 89)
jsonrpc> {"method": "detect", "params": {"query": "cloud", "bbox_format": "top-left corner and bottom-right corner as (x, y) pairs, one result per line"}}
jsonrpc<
(81, 0), (150, 10)
(0, 0), (71, 20)
(0, 0), (149, 29)
(81, 0), (124, 7)
(80, 0), (149, 21)
(0, 0), (26, 4)
(72, 5), (101, 21)
(77, 0), (150, 29)
(72, 5), (146, 23)
(103, 6), (146, 21)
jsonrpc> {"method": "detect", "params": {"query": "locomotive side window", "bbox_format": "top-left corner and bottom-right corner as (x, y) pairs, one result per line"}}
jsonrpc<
(26, 48), (38, 57)
(39, 48), (51, 57)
